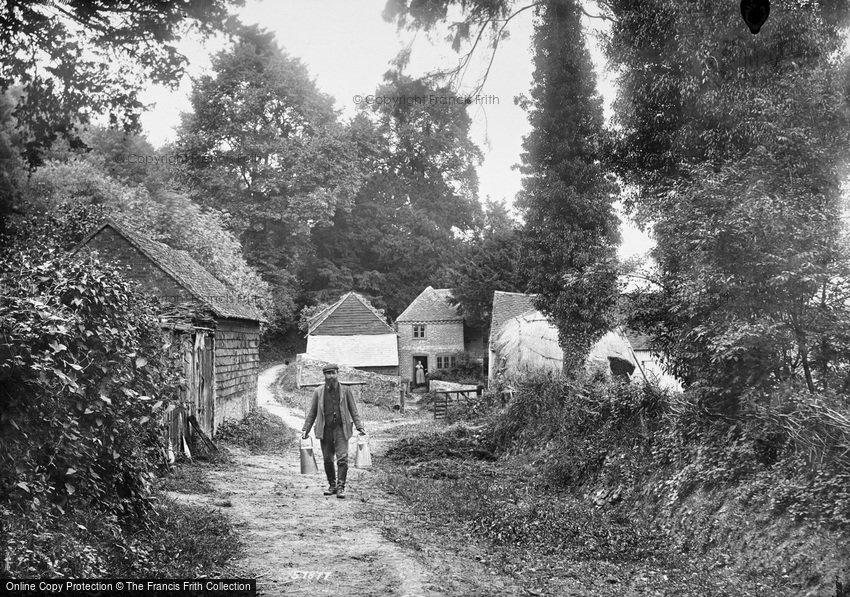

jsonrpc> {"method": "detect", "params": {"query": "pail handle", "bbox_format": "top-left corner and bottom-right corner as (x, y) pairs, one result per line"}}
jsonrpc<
(300, 436), (313, 448)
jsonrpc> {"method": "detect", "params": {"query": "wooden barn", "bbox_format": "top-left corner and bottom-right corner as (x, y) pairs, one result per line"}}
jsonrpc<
(306, 292), (399, 375)
(71, 218), (265, 439)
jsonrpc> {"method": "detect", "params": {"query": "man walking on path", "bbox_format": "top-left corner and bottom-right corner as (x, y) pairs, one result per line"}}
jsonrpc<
(302, 364), (366, 498)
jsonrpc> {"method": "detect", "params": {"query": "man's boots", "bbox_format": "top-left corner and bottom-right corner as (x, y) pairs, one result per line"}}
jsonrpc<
(323, 482), (337, 496)
(337, 455), (348, 499)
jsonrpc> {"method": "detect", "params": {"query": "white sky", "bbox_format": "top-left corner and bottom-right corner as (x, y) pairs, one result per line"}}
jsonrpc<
(138, 0), (652, 259)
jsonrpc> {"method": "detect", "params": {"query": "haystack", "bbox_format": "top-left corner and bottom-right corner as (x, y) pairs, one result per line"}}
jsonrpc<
(492, 310), (563, 379)
(492, 309), (641, 381)
(586, 329), (640, 378)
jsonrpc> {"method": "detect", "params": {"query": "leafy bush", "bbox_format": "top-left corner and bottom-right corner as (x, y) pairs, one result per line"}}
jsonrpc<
(215, 408), (296, 454)
(485, 374), (850, 530)
(2, 201), (107, 251)
(384, 425), (496, 464)
(0, 239), (181, 519)
(426, 352), (485, 384)
(2, 496), (239, 578)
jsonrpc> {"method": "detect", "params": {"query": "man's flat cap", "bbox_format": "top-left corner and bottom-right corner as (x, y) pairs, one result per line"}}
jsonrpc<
(322, 364), (339, 373)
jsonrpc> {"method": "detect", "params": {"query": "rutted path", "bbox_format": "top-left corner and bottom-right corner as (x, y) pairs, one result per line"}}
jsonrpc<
(180, 364), (522, 597)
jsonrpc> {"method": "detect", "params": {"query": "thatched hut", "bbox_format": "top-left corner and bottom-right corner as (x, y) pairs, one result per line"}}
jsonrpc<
(491, 309), (640, 381)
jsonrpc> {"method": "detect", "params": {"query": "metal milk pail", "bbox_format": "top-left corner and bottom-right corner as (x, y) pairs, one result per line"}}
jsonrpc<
(300, 437), (318, 474)
(355, 434), (372, 468)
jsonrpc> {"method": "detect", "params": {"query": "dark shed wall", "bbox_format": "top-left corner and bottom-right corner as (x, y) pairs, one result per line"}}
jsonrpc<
(81, 227), (201, 306)
(315, 295), (391, 335)
(464, 325), (488, 360)
(215, 318), (260, 429)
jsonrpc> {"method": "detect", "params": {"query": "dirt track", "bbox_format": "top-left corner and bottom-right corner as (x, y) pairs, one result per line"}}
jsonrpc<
(173, 364), (522, 597)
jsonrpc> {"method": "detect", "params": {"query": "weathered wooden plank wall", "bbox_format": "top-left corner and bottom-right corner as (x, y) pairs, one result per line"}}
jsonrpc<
(214, 318), (260, 430)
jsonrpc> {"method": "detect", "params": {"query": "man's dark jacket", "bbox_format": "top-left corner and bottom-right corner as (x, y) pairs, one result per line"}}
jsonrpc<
(302, 382), (364, 441)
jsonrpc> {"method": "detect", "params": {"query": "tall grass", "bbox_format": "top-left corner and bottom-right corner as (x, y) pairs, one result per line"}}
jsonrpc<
(2, 493), (240, 578)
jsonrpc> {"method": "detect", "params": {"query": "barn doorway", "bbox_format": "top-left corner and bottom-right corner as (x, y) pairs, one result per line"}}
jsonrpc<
(161, 326), (215, 456)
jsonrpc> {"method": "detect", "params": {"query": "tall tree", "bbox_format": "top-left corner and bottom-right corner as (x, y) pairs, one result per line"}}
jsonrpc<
(0, 0), (243, 237)
(0, 92), (25, 233)
(517, 0), (620, 372)
(303, 74), (483, 318)
(0, 0), (241, 167)
(606, 1), (850, 399)
(384, 0), (620, 366)
(177, 26), (363, 329)
(445, 199), (527, 332)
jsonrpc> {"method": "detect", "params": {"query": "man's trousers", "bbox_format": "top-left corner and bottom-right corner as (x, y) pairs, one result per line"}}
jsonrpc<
(321, 424), (348, 485)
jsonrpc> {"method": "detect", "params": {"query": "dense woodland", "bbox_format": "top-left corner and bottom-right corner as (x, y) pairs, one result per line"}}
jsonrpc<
(2, 0), (850, 588)
(2, 0), (848, 399)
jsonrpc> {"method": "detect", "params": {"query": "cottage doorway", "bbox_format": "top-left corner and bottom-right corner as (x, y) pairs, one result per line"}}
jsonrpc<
(413, 356), (428, 388)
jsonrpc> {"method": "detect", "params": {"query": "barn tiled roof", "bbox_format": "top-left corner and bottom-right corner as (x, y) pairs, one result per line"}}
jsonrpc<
(396, 286), (462, 323)
(623, 329), (652, 351)
(490, 291), (537, 344)
(73, 219), (264, 322)
(308, 292), (394, 336)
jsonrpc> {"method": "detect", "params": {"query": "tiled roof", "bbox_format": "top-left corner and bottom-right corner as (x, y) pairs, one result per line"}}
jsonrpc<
(73, 219), (264, 322)
(623, 329), (652, 351)
(308, 292), (394, 335)
(489, 291), (538, 344)
(396, 286), (462, 323)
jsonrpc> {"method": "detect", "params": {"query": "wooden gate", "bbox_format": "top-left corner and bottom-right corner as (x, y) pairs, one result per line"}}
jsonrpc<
(434, 389), (480, 421)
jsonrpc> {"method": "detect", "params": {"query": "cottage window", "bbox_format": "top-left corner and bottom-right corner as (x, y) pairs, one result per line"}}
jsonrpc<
(413, 325), (426, 339)
(436, 355), (457, 370)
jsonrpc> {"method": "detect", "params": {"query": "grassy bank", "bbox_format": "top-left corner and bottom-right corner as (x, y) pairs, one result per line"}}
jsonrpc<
(377, 376), (850, 597)
(1, 404), (304, 580)
(3, 480), (240, 579)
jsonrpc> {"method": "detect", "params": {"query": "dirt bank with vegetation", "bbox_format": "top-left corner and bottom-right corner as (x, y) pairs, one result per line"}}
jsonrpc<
(378, 374), (850, 597)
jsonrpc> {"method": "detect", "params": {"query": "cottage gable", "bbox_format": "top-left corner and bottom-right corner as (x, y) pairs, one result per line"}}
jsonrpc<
(308, 292), (393, 335)
(395, 286), (467, 383)
(396, 286), (462, 323)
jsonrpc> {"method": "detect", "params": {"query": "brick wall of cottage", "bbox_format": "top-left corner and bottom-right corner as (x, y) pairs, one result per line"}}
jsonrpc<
(397, 321), (465, 381)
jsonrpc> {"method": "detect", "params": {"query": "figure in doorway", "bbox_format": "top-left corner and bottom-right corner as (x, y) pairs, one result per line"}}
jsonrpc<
(415, 361), (426, 386)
